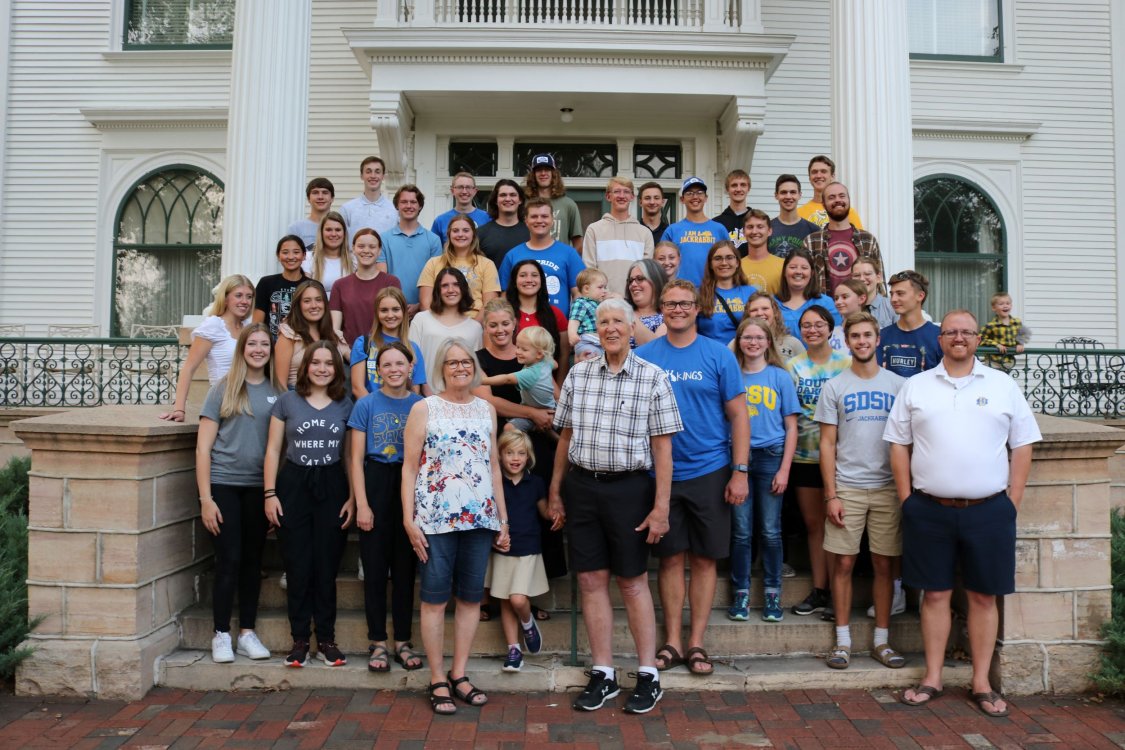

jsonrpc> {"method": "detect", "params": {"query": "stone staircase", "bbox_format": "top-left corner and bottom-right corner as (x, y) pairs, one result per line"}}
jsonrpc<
(158, 537), (970, 694)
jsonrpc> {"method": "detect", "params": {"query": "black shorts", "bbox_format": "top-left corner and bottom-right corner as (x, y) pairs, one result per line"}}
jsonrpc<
(790, 461), (824, 489)
(653, 466), (732, 560)
(901, 491), (1016, 595)
(563, 468), (654, 578)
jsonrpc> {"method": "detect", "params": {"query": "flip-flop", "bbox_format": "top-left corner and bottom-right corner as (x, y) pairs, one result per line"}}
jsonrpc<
(899, 684), (944, 707)
(685, 646), (714, 676)
(655, 644), (683, 671)
(971, 691), (1010, 718)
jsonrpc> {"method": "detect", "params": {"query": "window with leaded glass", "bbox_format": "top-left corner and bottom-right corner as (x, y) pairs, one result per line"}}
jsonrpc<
(448, 142), (498, 177)
(908, 0), (1001, 61)
(113, 167), (224, 336)
(514, 143), (617, 178)
(124, 0), (235, 49)
(633, 144), (681, 179)
(913, 176), (1005, 324)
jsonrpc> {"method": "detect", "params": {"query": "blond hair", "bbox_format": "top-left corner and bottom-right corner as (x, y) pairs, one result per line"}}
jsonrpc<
(497, 429), (536, 473)
(310, 211), (355, 282)
(219, 323), (281, 418)
(209, 274), (254, 317)
(576, 267), (608, 293)
(517, 325), (556, 369)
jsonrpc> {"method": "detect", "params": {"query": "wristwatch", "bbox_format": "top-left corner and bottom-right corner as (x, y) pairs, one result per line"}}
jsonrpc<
(731, 463), (749, 473)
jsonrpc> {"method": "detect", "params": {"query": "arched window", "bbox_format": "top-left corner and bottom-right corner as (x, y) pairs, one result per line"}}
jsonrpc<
(913, 176), (1005, 324)
(112, 167), (224, 336)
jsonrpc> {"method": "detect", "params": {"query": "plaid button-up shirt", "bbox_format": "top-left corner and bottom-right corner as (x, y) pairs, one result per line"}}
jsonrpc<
(803, 226), (883, 295)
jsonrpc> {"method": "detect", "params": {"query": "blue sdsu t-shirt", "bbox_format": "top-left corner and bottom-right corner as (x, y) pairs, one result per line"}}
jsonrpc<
(698, 284), (758, 344)
(742, 365), (801, 450)
(349, 334), (427, 394)
(661, 219), (729, 286)
(635, 335), (743, 481)
(498, 241), (586, 317)
(876, 321), (941, 377)
(346, 389), (422, 463)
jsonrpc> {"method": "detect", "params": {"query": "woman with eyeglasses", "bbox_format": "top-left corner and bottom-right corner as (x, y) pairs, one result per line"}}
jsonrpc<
(698, 240), (758, 345)
(775, 249), (840, 346)
(624, 259), (668, 346)
(785, 304), (851, 619)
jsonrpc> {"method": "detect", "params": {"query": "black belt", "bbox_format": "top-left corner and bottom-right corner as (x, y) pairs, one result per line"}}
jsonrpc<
(570, 465), (647, 483)
(916, 490), (1003, 508)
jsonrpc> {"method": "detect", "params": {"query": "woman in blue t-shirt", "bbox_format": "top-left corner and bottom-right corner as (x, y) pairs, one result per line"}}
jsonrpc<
(347, 341), (424, 673)
(775, 249), (841, 345)
(350, 287), (428, 399)
(698, 240), (758, 344)
(728, 316), (801, 625)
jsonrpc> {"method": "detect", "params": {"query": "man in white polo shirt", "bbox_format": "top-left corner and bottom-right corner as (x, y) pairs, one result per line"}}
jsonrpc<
(884, 309), (1041, 718)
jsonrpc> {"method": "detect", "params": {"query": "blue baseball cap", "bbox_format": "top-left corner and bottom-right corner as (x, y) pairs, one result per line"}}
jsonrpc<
(681, 176), (707, 194)
(531, 154), (557, 170)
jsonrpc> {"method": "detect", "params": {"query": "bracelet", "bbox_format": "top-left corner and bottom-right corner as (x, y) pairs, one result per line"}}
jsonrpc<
(824, 496), (839, 503)
(199, 496), (212, 503)
(264, 489), (277, 498)
(172, 409), (185, 414)
(499, 520), (509, 526)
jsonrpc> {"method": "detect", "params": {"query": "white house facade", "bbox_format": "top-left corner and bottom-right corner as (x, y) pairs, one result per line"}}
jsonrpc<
(0, 0), (1121, 344)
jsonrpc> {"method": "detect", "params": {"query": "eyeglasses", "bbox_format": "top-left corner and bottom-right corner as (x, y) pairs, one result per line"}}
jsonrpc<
(661, 300), (696, 311)
(609, 189), (634, 197)
(939, 330), (979, 339)
(712, 256), (738, 264)
(683, 190), (706, 197)
(800, 321), (829, 331)
(739, 335), (767, 342)
(443, 359), (474, 369)
(627, 276), (648, 285)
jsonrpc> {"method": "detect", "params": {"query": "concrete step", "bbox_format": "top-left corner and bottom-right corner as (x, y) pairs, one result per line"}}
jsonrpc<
(207, 571), (880, 613)
(158, 649), (971, 694)
(179, 605), (923, 658)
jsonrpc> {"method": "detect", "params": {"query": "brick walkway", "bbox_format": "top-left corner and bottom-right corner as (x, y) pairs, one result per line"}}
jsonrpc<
(2, 686), (1125, 749)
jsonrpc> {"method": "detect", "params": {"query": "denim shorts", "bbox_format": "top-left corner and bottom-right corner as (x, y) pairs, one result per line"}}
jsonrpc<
(418, 528), (495, 604)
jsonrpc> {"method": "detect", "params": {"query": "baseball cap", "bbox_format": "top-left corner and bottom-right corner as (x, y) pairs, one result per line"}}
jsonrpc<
(531, 154), (557, 170)
(681, 176), (707, 194)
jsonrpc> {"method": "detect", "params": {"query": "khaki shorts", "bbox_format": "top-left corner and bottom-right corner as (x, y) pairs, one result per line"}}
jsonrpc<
(822, 483), (902, 557)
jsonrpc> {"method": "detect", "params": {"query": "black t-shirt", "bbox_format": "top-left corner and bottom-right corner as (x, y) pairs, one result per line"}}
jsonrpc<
(254, 273), (306, 338)
(714, 206), (751, 256)
(478, 221), (531, 270)
(647, 221), (668, 248)
(501, 473), (546, 556)
(476, 348), (521, 430)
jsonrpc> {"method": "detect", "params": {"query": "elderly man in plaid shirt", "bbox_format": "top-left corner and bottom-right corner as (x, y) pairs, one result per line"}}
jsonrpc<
(548, 297), (683, 715)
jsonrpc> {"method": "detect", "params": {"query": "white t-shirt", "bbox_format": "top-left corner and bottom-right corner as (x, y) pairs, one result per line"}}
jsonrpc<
(192, 315), (237, 385)
(883, 360), (1042, 498)
(408, 311), (483, 385)
(301, 256), (344, 297)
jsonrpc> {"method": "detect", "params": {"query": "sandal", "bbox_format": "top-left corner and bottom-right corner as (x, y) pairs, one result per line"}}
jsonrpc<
(367, 643), (390, 673)
(655, 644), (683, 671)
(685, 646), (714, 676)
(899, 684), (944, 707)
(826, 646), (850, 670)
(532, 605), (551, 621)
(394, 642), (423, 671)
(448, 672), (488, 706)
(971, 690), (1010, 718)
(871, 643), (905, 669)
(428, 682), (457, 715)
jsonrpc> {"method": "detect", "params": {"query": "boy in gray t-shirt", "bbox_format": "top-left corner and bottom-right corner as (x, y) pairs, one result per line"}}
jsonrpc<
(813, 313), (906, 672)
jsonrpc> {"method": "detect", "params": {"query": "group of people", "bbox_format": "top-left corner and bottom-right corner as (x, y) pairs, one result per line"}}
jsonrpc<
(166, 152), (1041, 719)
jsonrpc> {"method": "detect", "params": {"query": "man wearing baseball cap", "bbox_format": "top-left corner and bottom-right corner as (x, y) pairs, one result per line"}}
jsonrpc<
(523, 154), (584, 251)
(660, 177), (729, 286)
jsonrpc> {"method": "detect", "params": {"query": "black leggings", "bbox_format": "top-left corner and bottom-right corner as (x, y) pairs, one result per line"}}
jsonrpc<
(358, 460), (417, 642)
(275, 461), (349, 642)
(210, 484), (268, 633)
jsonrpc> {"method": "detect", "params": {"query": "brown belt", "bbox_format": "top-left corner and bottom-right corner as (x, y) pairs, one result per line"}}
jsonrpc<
(916, 490), (1002, 508)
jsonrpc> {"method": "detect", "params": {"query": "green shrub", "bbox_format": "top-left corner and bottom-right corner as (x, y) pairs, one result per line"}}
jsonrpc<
(0, 455), (36, 679)
(1094, 508), (1125, 694)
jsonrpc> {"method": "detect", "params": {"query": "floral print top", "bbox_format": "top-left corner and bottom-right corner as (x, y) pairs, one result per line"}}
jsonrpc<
(413, 395), (499, 535)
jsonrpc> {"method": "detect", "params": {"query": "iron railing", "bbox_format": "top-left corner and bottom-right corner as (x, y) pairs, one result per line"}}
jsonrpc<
(0, 337), (187, 408)
(976, 346), (1125, 419)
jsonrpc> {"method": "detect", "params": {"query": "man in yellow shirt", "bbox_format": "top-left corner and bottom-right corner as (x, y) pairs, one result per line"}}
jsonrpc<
(739, 209), (783, 295)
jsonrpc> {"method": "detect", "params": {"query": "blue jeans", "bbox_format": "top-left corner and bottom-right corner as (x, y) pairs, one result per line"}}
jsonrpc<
(730, 445), (785, 593)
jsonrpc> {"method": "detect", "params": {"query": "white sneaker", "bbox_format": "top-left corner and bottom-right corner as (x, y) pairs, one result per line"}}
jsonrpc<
(867, 587), (907, 618)
(236, 631), (271, 660)
(279, 572), (287, 590)
(357, 557), (364, 581)
(781, 563), (796, 578)
(211, 631), (235, 663)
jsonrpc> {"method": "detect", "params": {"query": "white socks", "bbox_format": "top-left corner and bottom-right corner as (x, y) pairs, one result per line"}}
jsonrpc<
(593, 664), (615, 681)
(835, 625), (852, 649)
(637, 666), (659, 681)
(874, 627), (889, 648)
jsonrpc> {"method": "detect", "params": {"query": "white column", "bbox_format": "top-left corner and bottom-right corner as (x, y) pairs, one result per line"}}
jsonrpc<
(831, 0), (914, 277)
(221, 0), (311, 283)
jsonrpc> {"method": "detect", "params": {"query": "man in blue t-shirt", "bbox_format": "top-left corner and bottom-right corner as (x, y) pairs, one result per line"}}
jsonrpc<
(660, 177), (729, 286)
(635, 279), (750, 678)
(497, 197), (585, 316)
(877, 269), (941, 377)
(430, 172), (491, 243)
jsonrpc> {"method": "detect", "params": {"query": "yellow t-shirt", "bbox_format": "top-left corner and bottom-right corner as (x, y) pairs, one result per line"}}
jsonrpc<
(740, 254), (784, 296)
(417, 255), (501, 315)
(797, 201), (864, 230)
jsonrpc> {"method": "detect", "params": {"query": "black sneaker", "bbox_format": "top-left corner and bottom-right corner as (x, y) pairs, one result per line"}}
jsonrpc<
(572, 669), (620, 711)
(284, 640), (309, 668)
(792, 588), (830, 616)
(623, 672), (663, 714)
(821, 605), (836, 623)
(316, 640), (347, 666)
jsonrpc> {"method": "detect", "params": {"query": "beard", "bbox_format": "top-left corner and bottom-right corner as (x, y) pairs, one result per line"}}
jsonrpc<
(826, 204), (850, 222)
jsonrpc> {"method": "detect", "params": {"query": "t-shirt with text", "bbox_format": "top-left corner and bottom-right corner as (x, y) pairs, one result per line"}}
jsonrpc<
(876, 322), (942, 378)
(661, 219), (728, 286)
(787, 350), (851, 463)
(347, 389), (422, 463)
(497, 242), (586, 317)
(814, 367), (904, 487)
(741, 365), (801, 450)
(271, 391), (353, 466)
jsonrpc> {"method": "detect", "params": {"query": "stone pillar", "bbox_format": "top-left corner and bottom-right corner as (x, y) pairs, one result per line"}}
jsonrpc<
(221, 0), (312, 283)
(998, 415), (1124, 694)
(830, 0), (914, 277)
(13, 406), (204, 700)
